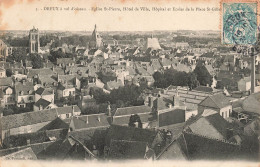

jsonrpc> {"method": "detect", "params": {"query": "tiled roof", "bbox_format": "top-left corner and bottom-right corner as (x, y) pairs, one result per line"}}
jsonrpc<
(242, 92), (260, 114)
(178, 131), (240, 160)
(14, 81), (34, 96)
(105, 125), (158, 147)
(109, 139), (147, 159)
(34, 98), (51, 108)
(2, 147), (37, 160)
(114, 105), (152, 117)
(199, 93), (230, 109)
(0, 105), (80, 130)
(0, 77), (13, 87)
(35, 87), (53, 95)
(27, 68), (54, 78)
(56, 58), (75, 65)
(71, 113), (109, 130)
(39, 117), (69, 131)
(157, 140), (187, 160)
(187, 112), (230, 140)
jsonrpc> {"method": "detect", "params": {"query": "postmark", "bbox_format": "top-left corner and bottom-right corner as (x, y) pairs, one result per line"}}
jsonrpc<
(222, 2), (257, 45)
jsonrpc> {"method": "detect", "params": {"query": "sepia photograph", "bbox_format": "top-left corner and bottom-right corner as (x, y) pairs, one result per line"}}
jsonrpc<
(0, 0), (259, 166)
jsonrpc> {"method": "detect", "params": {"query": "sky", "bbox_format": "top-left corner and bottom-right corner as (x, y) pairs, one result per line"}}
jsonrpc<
(0, 0), (258, 31)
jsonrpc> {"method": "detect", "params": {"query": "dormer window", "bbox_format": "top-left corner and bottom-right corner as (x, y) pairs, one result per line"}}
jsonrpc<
(20, 91), (24, 95)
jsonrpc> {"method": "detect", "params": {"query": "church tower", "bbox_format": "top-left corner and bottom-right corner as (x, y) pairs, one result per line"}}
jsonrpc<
(29, 26), (40, 53)
(89, 24), (103, 49)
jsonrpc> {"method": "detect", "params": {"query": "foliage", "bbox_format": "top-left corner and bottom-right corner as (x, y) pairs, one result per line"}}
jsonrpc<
(193, 63), (213, 86)
(96, 72), (117, 84)
(3, 106), (31, 116)
(28, 54), (44, 69)
(90, 84), (144, 108)
(81, 105), (99, 115)
(6, 47), (27, 63)
(49, 49), (75, 63)
(109, 84), (144, 106)
(153, 68), (200, 89)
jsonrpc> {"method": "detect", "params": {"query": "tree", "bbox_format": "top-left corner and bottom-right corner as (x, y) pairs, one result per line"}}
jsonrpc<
(193, 63), (213, 86)
(6, 47), (27, 63)
(187, 72), (200, 90)
(28, 54), (44, 69)
(128, 114), (142, 128)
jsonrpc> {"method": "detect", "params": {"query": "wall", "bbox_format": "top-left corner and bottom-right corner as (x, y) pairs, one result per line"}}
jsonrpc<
(17, 95), (34, 104)
(219, 105), (232, 119)
(1, 121), (51, 141)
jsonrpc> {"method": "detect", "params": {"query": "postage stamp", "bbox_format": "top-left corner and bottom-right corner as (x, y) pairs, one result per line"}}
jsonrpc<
(222, 2), (258, 45)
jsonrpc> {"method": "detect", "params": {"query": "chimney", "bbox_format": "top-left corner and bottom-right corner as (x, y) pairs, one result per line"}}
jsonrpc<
(168, 103), (172, 108)
(173, 95), (180, 107)
(72, 105), (75, 116)
(107, 104), (111, 116)
(27, 139), (31, 145)
(97, 116), (101, 122)
(22, 80), (26, 85)
(86, 116), (89, 124)
(39, 105), (43, 110)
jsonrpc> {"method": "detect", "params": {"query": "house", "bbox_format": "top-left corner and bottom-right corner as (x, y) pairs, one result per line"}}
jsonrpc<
(56, 58), (75, 68)
(0, 86), (15, 108)
(105, 80), (124, 91)
(112, 105), (153, 128)
(27, 68), (55, 81)
(58, 74), (81, 90)
(108, 140), (154, 159)
(176, 131), (240, 160)
(35, 87), (54, 103)
(156, 139), (187, 160)
(242, 92), (260, 115)
(78, 95), (96, 110)
(0, 77), (13, 88)
(105, 125), (164, 155)
(38, 75), (58, 88)
(33, 98), (57, 111)
(158, 108), (186, 127)
(0, 105), (80, 141)
(14, 81), (34, 108)
(185, 110), (232, 140)
(198, 93), (232, 119)
(0, 68), (6, 78)
(69, 113), (110, 131)
(237, 77), (251, 92)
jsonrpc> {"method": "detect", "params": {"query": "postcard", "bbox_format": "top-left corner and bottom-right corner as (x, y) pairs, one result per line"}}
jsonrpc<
(0, 0), (259, 166)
